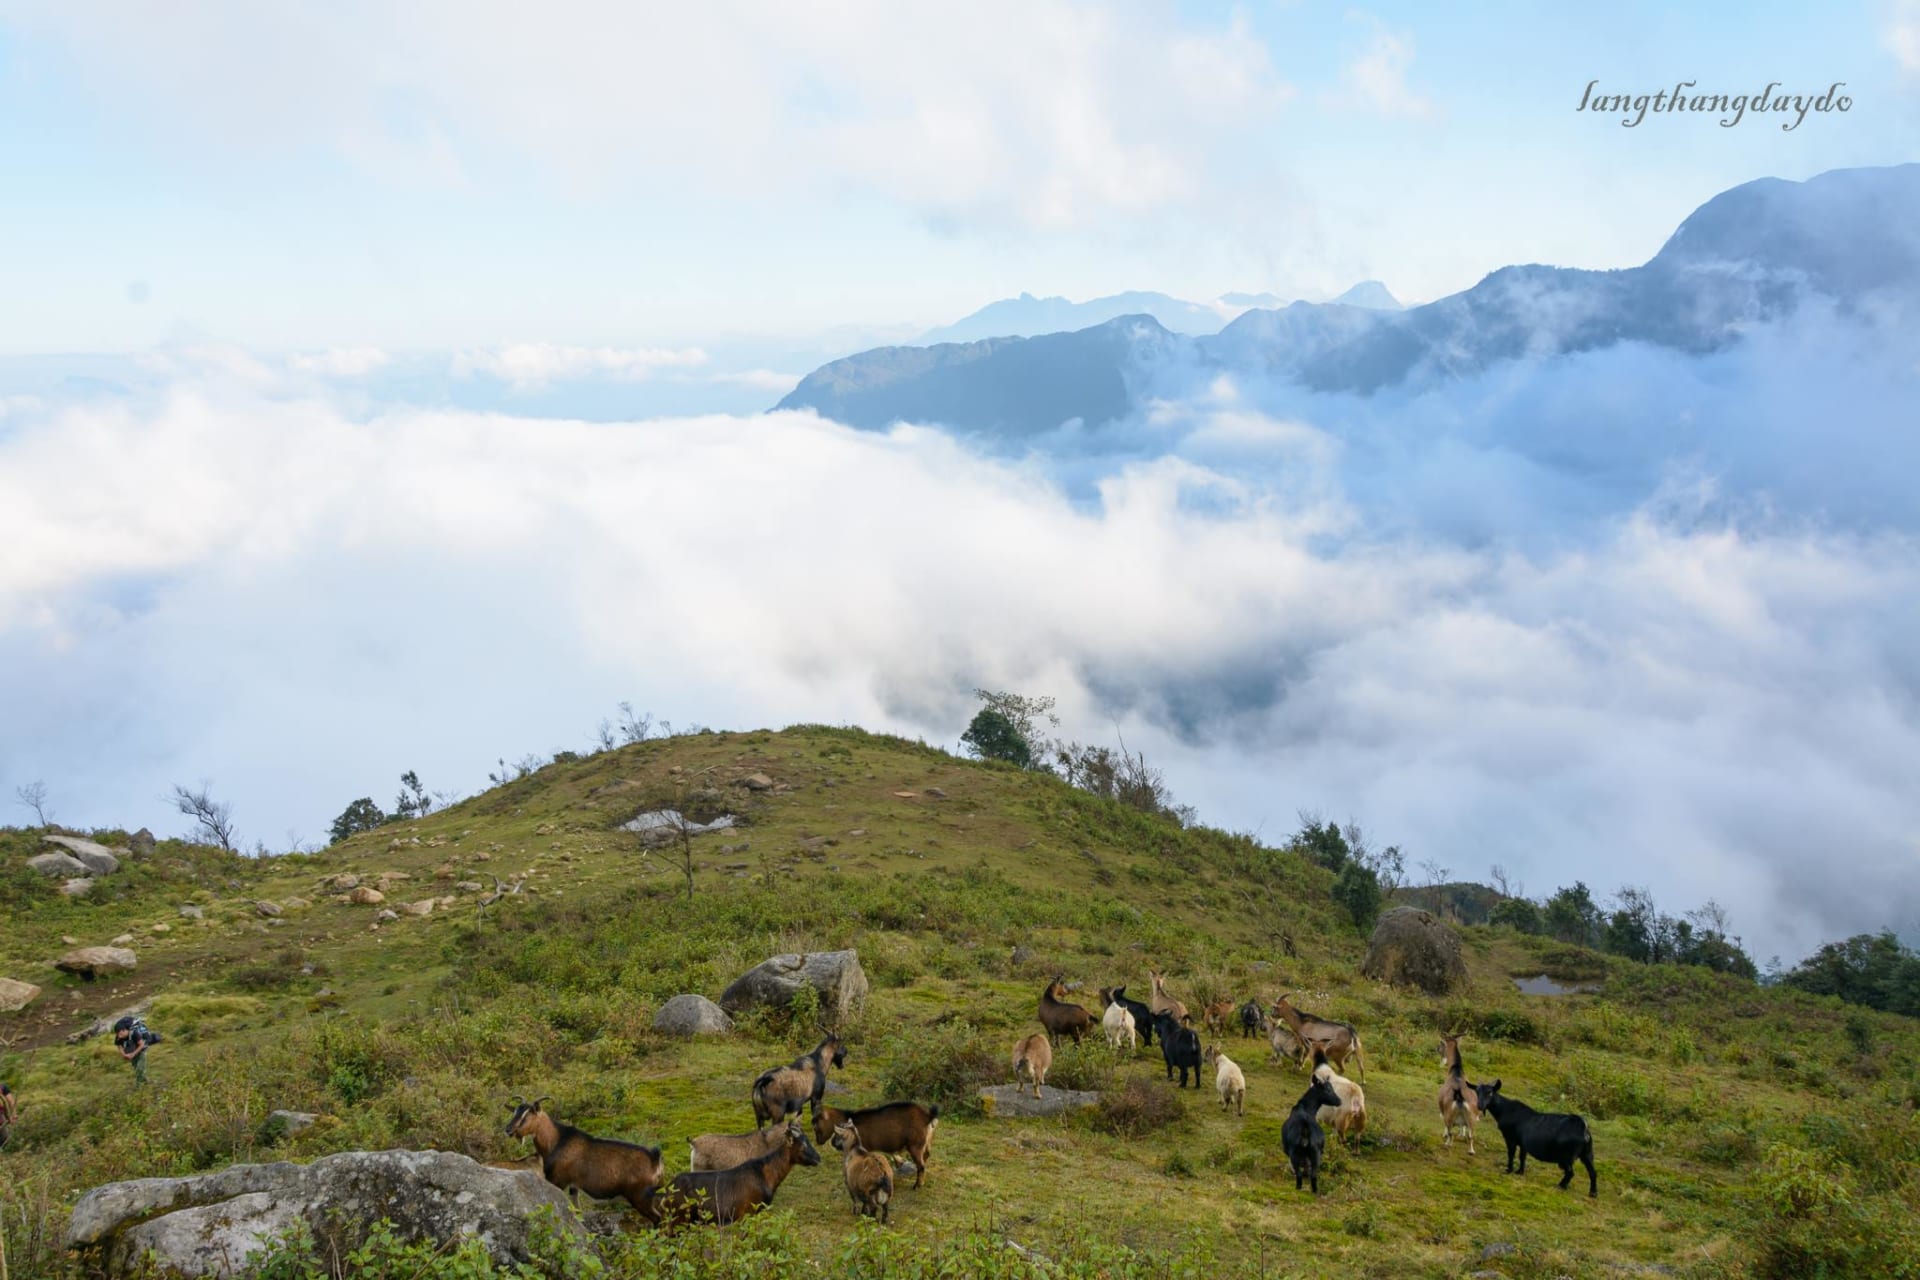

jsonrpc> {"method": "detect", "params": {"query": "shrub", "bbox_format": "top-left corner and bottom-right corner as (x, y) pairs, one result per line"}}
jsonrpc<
(1045, 1037), (1119, 1093)
(1093, 1079), (1187, 1139)
(876, 1020), (998, 1116)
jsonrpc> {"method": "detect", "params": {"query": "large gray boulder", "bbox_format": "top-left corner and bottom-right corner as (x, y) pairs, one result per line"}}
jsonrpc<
(0, 976), (42, 1012)
(44, 836), (122, 876)
(27, 851), (88, 878)
(979, 1085), (1100, 1117)
(652, 994), (734, 1036)
(720, 950), (869, 1024)
(55, 947), (138, 980)
(1361, 906), (1469, 995)
(129, 828), (157, 857)
(67, 1149), (586, 1277)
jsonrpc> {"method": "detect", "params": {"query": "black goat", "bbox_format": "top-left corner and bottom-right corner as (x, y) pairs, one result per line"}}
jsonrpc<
(1281, 1076), (1344, 1194)
(1473, 1080), (1597, 1197)
(1104, 986), (1155, 1046)
(1237, 998), (1268, 1039)
(1154, 1011), (1202, 1088)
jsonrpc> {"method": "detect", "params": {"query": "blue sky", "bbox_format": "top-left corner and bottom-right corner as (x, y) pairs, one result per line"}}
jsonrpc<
(2, 1), (1913, 353)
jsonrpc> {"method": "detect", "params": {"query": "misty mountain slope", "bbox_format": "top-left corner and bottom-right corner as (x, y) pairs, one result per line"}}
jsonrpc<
(919, 290), (1230, 344)
(777, 164), (1920, 431)
(777, 315), (1185, 433)
(5, 725), (1918, 1278)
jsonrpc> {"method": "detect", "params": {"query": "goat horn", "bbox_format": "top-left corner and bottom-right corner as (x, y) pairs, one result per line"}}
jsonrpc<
(533, 1095), (552, 1109)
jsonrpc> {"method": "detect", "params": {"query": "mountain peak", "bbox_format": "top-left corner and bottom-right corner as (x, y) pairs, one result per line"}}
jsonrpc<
(1329, 280), (1402, 310)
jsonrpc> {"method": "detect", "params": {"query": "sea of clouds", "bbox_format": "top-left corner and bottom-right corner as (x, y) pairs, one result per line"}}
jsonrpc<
(2, 311), (1916, 964)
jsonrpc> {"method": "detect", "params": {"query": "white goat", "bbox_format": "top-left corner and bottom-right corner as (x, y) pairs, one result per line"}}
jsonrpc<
(1312, 1054), (1367, 1141)
(1102, 1000), (1137, 1052)
(1204, 1045), (1246, 1117)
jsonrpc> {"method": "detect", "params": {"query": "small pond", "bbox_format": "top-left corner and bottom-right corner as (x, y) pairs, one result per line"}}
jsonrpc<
(1512, 973), (1602, 996)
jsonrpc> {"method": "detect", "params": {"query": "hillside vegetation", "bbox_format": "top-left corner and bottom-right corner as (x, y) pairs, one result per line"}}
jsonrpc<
(2, 726), (1917, 1279)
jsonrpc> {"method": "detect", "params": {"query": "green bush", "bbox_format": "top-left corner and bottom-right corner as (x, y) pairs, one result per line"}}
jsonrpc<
(875, 1020), (998, 1116)
(1093, 1078), (1187, 1139)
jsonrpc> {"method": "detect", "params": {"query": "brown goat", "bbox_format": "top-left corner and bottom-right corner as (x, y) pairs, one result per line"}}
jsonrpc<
(642, 1118), (821, 1227)
(688, 1122), (787, 1172)
(1439, 1033), (1480, 1154)
(1011, 1031), (1053, 1099)
(1272, 994), (1366, 1080)
(505, 1096), (663, 1212)
(1200, 997), (1236, 1037)
(1268, 1020), (1305, 1067)
(811, 1099), (939, 1188)
(1148, 970), (1189, 1022)
(832, 1120), (894, 1223)
(1038, 977), (1093, 1043)
(750, 1033), (846, 1127)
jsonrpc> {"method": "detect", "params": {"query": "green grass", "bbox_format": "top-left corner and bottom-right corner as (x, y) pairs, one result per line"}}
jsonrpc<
(3, 725), (1918, 1278)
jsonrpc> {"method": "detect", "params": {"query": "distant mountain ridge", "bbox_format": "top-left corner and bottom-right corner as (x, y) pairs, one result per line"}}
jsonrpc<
(776, 164), (1919, 434)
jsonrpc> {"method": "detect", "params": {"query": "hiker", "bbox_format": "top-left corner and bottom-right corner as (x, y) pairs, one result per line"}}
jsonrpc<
(112, 1015), (161, 1085)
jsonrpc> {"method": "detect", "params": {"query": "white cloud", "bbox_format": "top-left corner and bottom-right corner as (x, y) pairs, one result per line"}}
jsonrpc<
(705, 369), (803, 394)
(289, 347), (391, 378)
(8, 2), (1293, 232)
(1338, 18), (1436, 120)
(451, 343), (709, 388)
(1890, 0), (1920, 72)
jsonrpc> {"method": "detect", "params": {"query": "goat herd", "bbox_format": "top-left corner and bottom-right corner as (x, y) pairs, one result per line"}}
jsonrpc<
(501, 968), (1598, 1235)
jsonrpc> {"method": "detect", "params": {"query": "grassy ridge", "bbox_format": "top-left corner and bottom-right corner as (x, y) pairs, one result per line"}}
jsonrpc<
(2, 726), (1917, 1278)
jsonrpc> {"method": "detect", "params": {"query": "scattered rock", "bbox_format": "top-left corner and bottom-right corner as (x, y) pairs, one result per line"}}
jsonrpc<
(924, 787), (947, 799)
(128, 828), (156, 857)
(1361, 907), (1469, 995)
(891, 791), (917, 799)
(1479, 1244), (1517, 1261)
(61, 934), (79, 945)
(327, 874), (361, 891)
(349, 887), (386, 906)
(111, 934), (135, 945)
(739, 772), (774, 791)
(374, 909), (399, 923)
(263, 1110), (318, 1139)
(60, 877), (95, 898)
(66, 1148), (588, 1276)
(179, 905), (204, 920)
(150, 923), (171, 934)
(652, 994), (735, 1037)
(978, 1085), (1099, 1117)
(454, 881), (484, 892)
(847, 829), (866, 837)
(27, 851), (89, 878)
(55, 947), (137, 981)
(720, 950), (869, 1024)
(282, 897), (310, 910)
(255, 901), (283, 918)
(377, 871), (411, 885)
(403, 899), (435, 917)
(1010, 945), (1034, 967)
(0, 976), (43, 1012)
(434, 863), (456, 880)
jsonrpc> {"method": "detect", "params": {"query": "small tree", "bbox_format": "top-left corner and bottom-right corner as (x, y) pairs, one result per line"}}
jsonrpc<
(13, 780), (52, 826)
(393, 770), (434, 821)
(171, 782), (236, 851)
(616, 703), (655, 745)
(960, 707), (1032, 767)
(329, 798), (388, 845)
(1291, 813), (1351, 871)
(960, 690), (1056, 768)
(1332, 862), (1383, 931)
(1543, 881), (1601, 947)
(1490, 896), (1543, 934)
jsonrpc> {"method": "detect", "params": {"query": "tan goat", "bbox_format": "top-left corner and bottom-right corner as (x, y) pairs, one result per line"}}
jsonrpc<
(1011, 1031), (1052, 1099)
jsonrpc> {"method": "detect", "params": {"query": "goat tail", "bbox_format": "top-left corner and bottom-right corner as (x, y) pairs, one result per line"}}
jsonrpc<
(927, 1104), (941, 1123)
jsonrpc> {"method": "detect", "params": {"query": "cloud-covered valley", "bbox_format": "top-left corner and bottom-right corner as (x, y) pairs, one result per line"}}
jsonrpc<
(3, 309), (1917, 966)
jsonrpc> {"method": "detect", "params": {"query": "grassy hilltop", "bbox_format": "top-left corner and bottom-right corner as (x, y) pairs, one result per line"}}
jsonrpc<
(2, 726), (1917, 1278)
